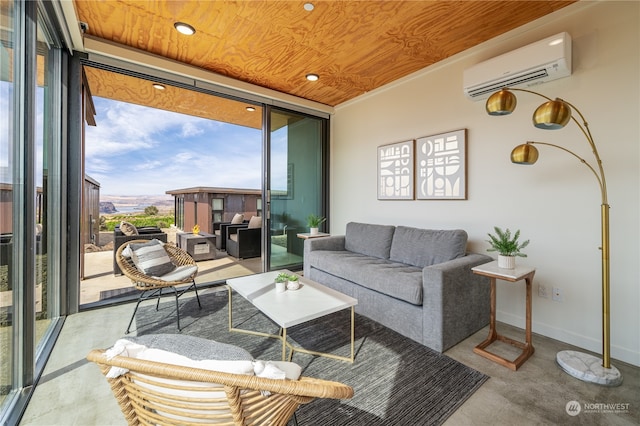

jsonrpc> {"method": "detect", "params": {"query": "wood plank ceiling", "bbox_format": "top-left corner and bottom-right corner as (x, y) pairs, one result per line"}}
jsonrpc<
(75, 0), (575, 126)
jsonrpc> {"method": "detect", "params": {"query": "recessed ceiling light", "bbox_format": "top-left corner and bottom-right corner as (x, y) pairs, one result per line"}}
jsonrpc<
(246, 106), (256, 112)
(152, 83), (166, 90)
(306, 73), (319, 81)
(174, 22), (196, 35)
(304, 3), (314, 11)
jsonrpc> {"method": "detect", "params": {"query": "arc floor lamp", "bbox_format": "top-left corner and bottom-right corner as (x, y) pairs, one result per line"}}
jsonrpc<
(485, 88), (622, 386)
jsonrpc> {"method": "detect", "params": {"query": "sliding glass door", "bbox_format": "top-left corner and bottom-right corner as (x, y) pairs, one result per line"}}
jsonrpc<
(266, 109), (327, 271)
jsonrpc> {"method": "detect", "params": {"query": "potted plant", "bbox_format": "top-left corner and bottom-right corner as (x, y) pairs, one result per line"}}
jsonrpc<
(486, 226), (530, 269)
(306, 214), (326, 235)
(287, 274), (300, 290)
(274, 272), (289, 292)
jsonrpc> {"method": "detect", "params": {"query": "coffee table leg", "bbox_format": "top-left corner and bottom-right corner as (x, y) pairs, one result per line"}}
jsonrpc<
(350, 306), (355, 362)
(282, 328), (287, 361)
(227, 285), (232, 331)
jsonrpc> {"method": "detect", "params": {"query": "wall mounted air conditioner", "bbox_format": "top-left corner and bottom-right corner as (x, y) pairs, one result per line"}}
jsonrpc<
(463, 32), (572, 101)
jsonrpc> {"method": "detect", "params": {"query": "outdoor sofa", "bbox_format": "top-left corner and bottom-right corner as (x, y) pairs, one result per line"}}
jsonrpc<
(303, 222), (492, 353)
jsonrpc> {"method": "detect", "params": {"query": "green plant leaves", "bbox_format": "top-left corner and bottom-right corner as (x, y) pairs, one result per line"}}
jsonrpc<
(486, 226), (530, 257)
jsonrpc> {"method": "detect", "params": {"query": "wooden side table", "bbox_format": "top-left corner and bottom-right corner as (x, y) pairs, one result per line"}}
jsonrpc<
(297, 232), (330, 239)
(471, 260), (536, 371)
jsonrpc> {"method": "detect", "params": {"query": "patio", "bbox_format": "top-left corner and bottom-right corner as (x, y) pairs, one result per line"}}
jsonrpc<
(80, 228), (263, 306)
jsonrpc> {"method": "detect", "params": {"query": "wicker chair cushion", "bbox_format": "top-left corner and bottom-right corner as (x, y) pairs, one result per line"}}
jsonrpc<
(106, 336), (302, 380)
(125, 334), (253, 360)
(153, 264), (198, 281)
(105, 337), (302, 423)
(130, 239), (176, 277)
(231, 213), (245, 224)
(119, 220), (138, 236)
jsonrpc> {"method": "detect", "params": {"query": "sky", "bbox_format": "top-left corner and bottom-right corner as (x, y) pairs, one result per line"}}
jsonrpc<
(85, 97), (282, 197)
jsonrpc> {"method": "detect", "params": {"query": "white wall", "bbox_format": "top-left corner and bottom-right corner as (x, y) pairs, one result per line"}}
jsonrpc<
(331, 1), (639, 366)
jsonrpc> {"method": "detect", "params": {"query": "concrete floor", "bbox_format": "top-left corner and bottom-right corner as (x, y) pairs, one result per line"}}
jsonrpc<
(20, 288), (639, 426)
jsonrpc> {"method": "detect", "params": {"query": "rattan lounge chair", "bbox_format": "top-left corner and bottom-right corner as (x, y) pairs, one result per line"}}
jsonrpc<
(87, 348), (354, 426)
(115, 239), (201, 333)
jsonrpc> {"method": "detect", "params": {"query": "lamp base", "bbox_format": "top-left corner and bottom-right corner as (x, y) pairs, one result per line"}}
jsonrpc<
(556, 350), (622, 386)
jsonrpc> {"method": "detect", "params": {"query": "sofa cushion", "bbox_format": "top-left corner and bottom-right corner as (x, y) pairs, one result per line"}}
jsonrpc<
(231, 213), (244, 224)
(248, 216), (262, 229)
(307, 250), (423, 305)
(344, 222), (395, 259)
(390, 227), (467, 267)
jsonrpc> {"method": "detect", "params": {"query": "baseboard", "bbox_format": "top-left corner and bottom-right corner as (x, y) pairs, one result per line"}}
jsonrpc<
(497, 309), (639, 367)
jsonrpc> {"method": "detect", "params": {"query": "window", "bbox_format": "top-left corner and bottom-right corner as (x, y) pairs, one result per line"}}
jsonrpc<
(212, 198), (224, 223)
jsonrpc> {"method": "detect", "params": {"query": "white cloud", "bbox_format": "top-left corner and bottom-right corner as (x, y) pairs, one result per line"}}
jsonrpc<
(180, 122), (204, 137)
(85, 97), (263, 195)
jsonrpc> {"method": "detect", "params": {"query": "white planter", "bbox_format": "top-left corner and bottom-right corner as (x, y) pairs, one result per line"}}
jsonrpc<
(287, 280), (300, 291)
(275, 281), (286, 293)
(310, 227), (319, 235)
(498, 255), (516, 269)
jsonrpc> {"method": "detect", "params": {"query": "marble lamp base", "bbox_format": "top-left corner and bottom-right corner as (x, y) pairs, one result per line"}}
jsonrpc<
(556, 350), (623, 386)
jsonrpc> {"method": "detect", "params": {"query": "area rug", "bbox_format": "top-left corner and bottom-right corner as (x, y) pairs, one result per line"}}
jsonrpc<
(134, 289), (489, 426)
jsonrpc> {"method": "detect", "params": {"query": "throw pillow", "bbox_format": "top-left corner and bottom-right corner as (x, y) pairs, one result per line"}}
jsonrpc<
(248, 216), (262, 229)
(230, 213), (244, 224)
(120, 221), (138, 236)
(130, 239), (176, 277)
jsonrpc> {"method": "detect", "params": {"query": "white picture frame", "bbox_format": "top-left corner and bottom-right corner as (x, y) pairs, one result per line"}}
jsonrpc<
(377, 140), (414, 200)
(415, 129), (467, 200)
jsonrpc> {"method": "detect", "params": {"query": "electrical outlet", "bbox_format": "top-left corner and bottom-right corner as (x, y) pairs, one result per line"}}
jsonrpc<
(538, 284), (548, 298)
(552, 287), (564, 302)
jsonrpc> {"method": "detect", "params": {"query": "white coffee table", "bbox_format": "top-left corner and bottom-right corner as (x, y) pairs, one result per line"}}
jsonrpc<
(226, 270), (358, 363)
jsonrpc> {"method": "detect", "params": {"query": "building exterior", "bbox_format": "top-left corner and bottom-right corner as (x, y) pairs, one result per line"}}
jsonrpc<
(165, 187), (261, 233)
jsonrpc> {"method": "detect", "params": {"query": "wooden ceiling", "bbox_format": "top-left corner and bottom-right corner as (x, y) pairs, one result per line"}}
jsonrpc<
(75, 0), (575, 125)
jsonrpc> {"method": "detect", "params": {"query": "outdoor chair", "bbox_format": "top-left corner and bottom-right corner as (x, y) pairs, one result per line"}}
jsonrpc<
(87, 346), (354, 426)
(113, 226), (167, 275)
(226, 215), (262, 259)
(213, 220), (248, 251)
(115, 239), (201, 333)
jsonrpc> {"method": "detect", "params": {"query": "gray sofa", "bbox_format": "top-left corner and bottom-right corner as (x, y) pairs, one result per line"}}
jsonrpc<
(303, 222), (492, 353)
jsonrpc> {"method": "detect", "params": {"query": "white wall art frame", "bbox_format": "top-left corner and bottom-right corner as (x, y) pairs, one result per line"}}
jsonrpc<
(416, 129), (467, 200)
(377, 140), (414, 200)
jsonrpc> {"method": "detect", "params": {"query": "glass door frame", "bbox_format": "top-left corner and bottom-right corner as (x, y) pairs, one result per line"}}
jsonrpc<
(262, 105), (329, 273)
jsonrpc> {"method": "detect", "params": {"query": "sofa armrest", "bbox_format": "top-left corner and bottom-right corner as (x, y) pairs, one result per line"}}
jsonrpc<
(305, 235), (345, 252)
(422, 253), (492, 352)
(303, 235), (346, 277)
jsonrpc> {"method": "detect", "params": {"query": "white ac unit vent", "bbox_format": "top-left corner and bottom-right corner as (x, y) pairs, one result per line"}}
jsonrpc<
(463, 32), (572, 101)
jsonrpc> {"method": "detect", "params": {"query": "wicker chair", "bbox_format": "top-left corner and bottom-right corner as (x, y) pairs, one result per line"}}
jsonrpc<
(87, 348), (354, 426)
(115, 239), (201, 334)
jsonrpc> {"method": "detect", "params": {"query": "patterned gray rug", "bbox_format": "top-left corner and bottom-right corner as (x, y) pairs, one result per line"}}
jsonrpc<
(134, 289), (489, 426)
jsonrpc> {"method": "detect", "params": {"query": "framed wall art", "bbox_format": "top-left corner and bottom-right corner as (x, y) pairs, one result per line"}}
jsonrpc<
(377, 140), (414, 200)
(415, 129), (467, 200)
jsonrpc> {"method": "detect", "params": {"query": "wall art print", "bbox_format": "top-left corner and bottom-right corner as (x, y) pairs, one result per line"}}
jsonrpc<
(416, 129), (467, 200)
(377, 140), (414, 200)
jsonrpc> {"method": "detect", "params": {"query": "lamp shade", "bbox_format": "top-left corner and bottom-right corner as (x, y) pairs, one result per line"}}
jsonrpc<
(511, 144), (539, 164)
(486, 89), (517, 116)
(533, 99), (571, 129)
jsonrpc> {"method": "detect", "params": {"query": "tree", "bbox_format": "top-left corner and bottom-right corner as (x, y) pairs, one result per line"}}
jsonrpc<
(144, 205), (159, 215)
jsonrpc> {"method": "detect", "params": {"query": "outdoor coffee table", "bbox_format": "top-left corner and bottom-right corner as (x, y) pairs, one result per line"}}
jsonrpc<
(226, 270), (358, 363)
